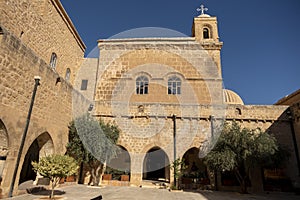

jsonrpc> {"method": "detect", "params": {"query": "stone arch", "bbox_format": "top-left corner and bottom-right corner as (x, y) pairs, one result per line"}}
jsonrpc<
(0, 119), (9, 184)
(18, 132), (54, 184)
(203, 24), (213, 39)
(182, 147), (210, 186)
(203, 27), (210, 39)
(107, 145), (131, 178)
(134, 71), (153, 80)
(142, 146), (170, 182)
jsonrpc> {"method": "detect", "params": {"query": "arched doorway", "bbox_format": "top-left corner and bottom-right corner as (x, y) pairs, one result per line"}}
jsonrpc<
(19, 132), (54, 184)
(0, 120), (8, 185)
(106, 146), (131, 180)
(182, 147), (210, 187)
(143, 147), (170, 182)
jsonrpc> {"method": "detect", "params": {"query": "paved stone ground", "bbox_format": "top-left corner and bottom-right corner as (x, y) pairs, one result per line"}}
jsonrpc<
(1, 185), (299, 200)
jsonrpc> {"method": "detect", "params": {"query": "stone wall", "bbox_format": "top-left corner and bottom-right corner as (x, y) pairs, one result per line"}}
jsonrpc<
(96, 38), (223, 105)
(0, 26), (84, 196)
(94, 104), (296, 190)
(0, 0), (85, 84)
(276, 89), (300, 176)
(226, 105), (298, 191)
(89, 37), (295, 187)
(192, 15), (223, 76)
(74, 58), (99, 102)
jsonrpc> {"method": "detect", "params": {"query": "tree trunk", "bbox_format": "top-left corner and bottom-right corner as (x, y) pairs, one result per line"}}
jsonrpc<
(50, 179), (54, 199)
(234, 169), (248, 194)
(49, 177), (60, 199)
(99, 160), (107, 186)
(90, 168), (97, 185)
(90, 165), (102, 186)
(240, 179), (248, 194)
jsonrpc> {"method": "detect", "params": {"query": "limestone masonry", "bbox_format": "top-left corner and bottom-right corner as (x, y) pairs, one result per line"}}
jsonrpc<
(0, 0), (299, 197)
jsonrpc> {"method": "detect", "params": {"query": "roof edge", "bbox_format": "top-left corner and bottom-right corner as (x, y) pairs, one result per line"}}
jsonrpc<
(275, 88), (300, 105)
(98, 37), (195, 43)
(52, 0), (86, 52)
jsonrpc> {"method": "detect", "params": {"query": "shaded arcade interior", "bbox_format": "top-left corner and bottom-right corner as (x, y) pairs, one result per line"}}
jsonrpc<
(18, 132), (54, 185)
(105, 146), (131, 181)
(0, 120), (8, 186)
(143, 147), (170, 182)
(180, 147), (210, 189)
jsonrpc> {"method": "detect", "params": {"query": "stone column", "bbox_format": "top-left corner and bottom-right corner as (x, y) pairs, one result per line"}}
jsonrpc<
(129, 153), (143, 186)
(1, 148), (18, 196)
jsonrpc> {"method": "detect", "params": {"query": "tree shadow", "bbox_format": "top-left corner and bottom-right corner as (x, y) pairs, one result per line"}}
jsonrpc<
(29, 188), (66, 196)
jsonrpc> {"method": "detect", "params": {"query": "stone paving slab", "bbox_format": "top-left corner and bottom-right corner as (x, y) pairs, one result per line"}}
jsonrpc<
(1, 185), (299, 200)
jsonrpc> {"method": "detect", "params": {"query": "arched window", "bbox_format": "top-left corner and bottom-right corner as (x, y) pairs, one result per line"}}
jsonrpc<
(235, 108), (242, 115)
(65, 68), (71, 81)
(136, 76), (149, 95)
(49, 52), (57, 69)
(168, 76), (181, 95)
(203, 28), (210, 39)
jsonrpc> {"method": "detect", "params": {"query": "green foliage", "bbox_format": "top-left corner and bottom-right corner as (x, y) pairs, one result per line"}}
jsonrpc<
(32, 154), (78, 179)
(204, 122), (282, 193)
(171, 158), (187, 189)
(172, 158), (187, 179)
(66, 114), (120, 165)
(66, 114), (120, 185)
(205, 122), (278, 172)
(32, 154), (78, 199)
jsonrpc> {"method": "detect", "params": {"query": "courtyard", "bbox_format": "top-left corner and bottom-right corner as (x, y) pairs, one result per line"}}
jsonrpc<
(1, 184), (299, 200)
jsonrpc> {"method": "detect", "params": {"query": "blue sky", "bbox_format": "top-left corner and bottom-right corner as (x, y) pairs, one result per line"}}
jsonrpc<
(61, 0), (300, 105)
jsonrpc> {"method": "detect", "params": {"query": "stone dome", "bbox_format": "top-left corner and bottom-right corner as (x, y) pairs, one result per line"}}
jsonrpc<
(223, 89), (244, 105)
(198, 14), (211, 18)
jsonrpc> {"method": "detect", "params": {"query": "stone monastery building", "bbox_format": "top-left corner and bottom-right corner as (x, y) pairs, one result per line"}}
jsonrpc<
(0, 0), (299, 197)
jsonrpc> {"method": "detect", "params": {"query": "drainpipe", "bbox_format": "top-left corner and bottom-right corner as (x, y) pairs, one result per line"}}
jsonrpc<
(172, 114), (177, 188)
(8, 76), (41, 197)
(210, 115), (218, 191)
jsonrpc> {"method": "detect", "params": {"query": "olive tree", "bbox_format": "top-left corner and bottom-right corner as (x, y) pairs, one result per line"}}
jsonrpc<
(204, 122), (281, 193)
(66, 114), (120, 186)
(32, 154), (78, 199)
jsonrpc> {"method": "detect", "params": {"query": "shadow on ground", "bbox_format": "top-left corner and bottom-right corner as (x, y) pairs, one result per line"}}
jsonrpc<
(30, 189), (66, 196)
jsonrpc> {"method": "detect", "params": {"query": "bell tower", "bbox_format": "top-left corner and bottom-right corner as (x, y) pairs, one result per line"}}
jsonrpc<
(192, 5), (223, 76)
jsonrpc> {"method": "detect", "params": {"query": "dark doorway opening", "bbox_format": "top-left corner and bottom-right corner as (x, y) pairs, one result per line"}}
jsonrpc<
(143, 147), (170, 182)
(106, 146), (131, 181)
(182, 147), (210, 186)
(19, 140), (39, 184)
(19, 132), (53, 185)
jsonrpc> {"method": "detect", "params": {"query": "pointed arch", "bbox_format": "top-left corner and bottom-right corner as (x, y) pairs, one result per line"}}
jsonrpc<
(143, 146), (170, 182)
(0, 119), (9, 181)
(19, 132), (54, 184)
(181, 147), (210, 188)
(107, 145), (131, 178)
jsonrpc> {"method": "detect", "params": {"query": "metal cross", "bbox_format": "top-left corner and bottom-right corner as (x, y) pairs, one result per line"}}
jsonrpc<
(197, 4), (208, 15)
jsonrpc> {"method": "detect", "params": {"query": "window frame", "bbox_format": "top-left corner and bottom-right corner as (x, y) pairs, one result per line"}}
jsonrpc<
(80, 79), (88, 90)
(168, 76), (181, 95)
(65, 68), (71, 81)
(49, 52), (57, 69)
(136, 76), (149, 95)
